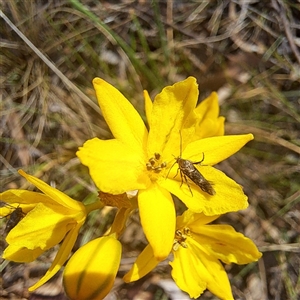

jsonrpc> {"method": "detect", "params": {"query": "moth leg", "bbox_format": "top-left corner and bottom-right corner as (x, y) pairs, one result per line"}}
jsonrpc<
(179, 170), (193, 196)
(166, 161), (177, 179)
(193, 152), (205, 165)
(173, 167), (180, 179)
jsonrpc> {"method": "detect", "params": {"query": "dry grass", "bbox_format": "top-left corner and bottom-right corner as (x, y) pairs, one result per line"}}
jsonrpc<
(0, 0), (299, 299)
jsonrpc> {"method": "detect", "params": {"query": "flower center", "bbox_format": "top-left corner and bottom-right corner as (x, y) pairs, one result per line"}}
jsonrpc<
(173, 227), (191, 251)
(146, 153), (167, 173)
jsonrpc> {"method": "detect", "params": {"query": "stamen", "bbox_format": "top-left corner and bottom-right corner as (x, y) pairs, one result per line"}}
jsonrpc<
(146, 153), (167, 174)
(173, 227), (190, 251)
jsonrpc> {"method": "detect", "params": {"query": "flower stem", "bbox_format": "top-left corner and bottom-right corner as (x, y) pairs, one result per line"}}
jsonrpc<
(85, 199), (104, 214)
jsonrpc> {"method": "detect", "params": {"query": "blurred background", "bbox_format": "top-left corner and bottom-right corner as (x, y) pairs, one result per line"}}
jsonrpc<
(0, 0), (299, 299)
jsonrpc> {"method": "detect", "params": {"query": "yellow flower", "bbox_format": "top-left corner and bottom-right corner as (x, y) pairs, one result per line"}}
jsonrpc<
(77, 77), (253, 260)
(0, 170), (87, 291)
(124, 210), (262, 300)
(63, 235), (122, 300)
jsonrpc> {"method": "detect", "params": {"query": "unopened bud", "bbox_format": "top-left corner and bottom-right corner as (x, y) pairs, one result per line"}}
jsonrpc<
(63, 236), (121, 300)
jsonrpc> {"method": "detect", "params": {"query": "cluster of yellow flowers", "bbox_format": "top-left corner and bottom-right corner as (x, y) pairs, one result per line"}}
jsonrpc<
(0, 77), (262, 299)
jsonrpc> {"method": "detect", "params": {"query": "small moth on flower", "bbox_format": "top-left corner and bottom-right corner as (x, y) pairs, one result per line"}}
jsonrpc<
(168, 133), (216, 196)
(174, 153), (216, 196)
(0, 201), (25, 233)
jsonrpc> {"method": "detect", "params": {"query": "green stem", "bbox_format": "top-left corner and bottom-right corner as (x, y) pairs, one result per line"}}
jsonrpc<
(85, 199), (104, 214)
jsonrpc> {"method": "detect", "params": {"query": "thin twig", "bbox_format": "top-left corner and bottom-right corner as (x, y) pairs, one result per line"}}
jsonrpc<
(273, 0), (300, 65)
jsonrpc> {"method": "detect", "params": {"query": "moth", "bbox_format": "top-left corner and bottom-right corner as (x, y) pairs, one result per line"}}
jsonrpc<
(0, 201), (25, 233)
(175, 153), (216, 196)
(168, 132), (216, 196)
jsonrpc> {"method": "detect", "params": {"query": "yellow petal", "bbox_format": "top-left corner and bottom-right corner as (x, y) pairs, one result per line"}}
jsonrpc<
(18, 170), (85, 211)
(176, 210), (220, 229)
(196, 92), (225, 137)
(195, 116), (225, 139)
(170, 246), (207, 298)
(123, 244), (159, 282)
(6, 203), (72, 251)
(144, 90), (153, 126)
(77, 138), (151, 194)
(181, 92), (224, 143)
(92, 78), (148, 151)
(29, 224), (82, 291)
(147, 77), (199, 158)
(63, 236), (122, 300)
(3, 245), (44, 262)
(191, 238), (234, 300)
(194, 92), (220, 121)
(182, 134), (254, 165)
(0, 189), (49, 207)
(170, 239), (234, 299)
(138, 184), (175, 260)
(161, 167), (248, 215)
(191, 224), (262, 264)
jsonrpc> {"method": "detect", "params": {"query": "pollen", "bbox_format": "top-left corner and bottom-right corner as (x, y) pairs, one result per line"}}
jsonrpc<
(146, 153), (167, 173)
(173, 227), (191, 251)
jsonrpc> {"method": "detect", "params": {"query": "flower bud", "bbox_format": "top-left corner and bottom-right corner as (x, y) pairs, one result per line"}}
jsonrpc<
(63, 236), (122, 300)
